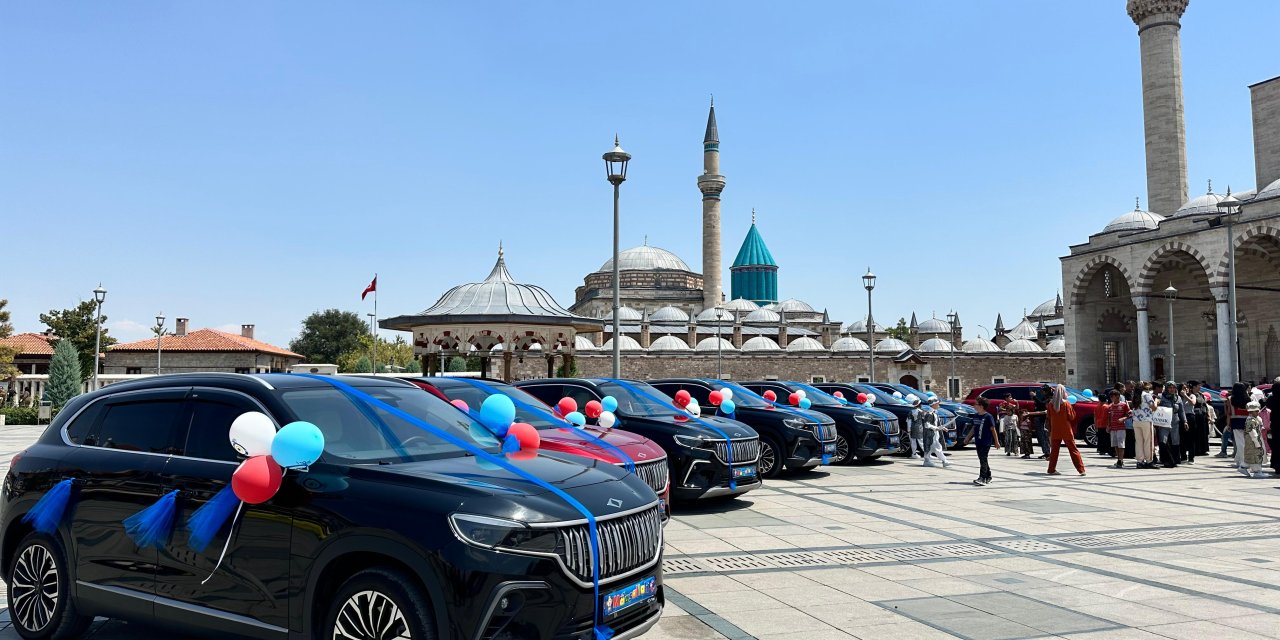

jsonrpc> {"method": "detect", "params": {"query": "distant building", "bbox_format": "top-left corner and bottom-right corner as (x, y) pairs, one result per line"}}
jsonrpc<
(105, 319), (301, 374)
(0, 331), (57, 375)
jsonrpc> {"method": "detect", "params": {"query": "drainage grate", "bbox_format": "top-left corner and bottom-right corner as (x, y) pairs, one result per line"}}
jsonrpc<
(928, 543), (1000, 557)
(1048, 523), (1280, 549)
(664, 557), (709, 574)
(702, 555), (777, 572)
(986, 539), (1067, 553)
(1055, 536), (1113, 548)
(759, 552), (829, 567)
(881, 547), (945, 561)
(823, 549), (892, 564)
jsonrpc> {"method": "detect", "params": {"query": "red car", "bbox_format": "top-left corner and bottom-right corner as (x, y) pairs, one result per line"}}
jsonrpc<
(406, 376), (672, 518)
(962, 383), (1102, 447)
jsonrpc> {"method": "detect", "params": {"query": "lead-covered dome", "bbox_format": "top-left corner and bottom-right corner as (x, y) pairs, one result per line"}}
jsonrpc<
(917, 318), (952, 334)
(601, 335), (643, 351)
(723, 298), (760, 312)
(649, 335), (691, 350)
(649, 306), (689, 323)
(1046, 337), (1066, 353)
(1172, 186), (1230, 218)
(874, 338), (910, 353)
(918, 338), (954, 353)
(773, 298), (815, 314)
(844, 318), (883, 334)
(695, 336), (735, 352)
(744, 308), (781, 324)
(786, 337), (826, 352)
(962, 338), (1001, 353)
(1256, 177), (1280, 202)
(1103, 206), (1163, 233)
(741, 336), (782, 352)
(1005, 338), (1044, 353)
(1030, 295), (1062, 319)
(831, 336), (870, 352)
(597, 245), (693, 273)
(573, 335), (597, 351)
(1007, 318), (1039, 340)
(603, 306), (643, 322)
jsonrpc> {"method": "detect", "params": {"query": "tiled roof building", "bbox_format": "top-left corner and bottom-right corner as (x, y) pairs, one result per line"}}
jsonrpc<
(104, 319), (301, 374)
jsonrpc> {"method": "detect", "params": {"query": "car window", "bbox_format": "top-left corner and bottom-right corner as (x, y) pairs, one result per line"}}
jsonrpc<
(183, 394), (262, 462)
(92, 399), (186, 453)
(515, 383), (563, 407)
(596, 381), (681, 418)
(652, 382), (710, 405)
(559, 384), (601, 408)
(714, 382), (772, 409)
(65, 401), (106, 445)
(787, 382), (842, 407)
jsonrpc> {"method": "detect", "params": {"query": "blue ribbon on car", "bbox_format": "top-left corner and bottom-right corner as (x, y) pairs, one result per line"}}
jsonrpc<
(300, 375), (617, 640)
(450, 378), (636, 473)
(602, 378), (741, 491)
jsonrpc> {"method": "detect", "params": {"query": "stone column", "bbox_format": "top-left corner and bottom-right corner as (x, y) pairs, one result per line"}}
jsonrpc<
(1212, 285), (1235, 385)
(502, 351), (514, 382)
(1133, 295), (1152, 381)
(1127, 0), (1190, 215)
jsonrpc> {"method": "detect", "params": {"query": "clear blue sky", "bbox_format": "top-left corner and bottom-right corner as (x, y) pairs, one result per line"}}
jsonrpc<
(3, 1), (1277, 348)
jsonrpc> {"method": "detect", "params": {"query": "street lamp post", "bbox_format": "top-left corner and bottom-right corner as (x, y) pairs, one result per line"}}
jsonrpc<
(603, 135), (631, 379)
(92, 284), (106, 390)
(154, 312), (167, 375)
(1164, 284), (1177, 382)
(863, 268), (877, 382)
(947, 310), (959, 400)
(1215, 194), (1242, 382)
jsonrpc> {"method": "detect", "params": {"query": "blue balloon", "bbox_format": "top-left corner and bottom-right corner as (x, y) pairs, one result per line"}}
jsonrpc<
(926, 391), (938, 399)
(479, 395), (516, 432)
(837, 397), (849, 405)
(864, 400), (874, 407)
(1068, 395), (1078, 404)
(720, 399), (736, 415)
(1083, 388), (1095, 399)
(799, 398), (812, 410)
(565, 411), (586, 427)
(601, 396), (618, 413)
(271, 421), (325, 469)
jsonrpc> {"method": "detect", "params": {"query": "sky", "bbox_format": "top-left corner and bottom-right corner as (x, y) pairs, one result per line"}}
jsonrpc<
(3, 1), (1278, 349)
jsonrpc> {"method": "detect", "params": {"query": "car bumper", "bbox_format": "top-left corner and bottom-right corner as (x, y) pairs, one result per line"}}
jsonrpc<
(670, 453), (760, 500)
(785, 432), (836, 468)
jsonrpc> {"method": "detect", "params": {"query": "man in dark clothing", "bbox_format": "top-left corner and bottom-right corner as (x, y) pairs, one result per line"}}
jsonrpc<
(969, 397), (1001, 485)
(1268, 378), (1280, 475)
(1030, 385), (1051, 459)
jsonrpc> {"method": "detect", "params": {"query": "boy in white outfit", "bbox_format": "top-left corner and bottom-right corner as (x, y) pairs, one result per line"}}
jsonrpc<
(923, 398), (950, 467)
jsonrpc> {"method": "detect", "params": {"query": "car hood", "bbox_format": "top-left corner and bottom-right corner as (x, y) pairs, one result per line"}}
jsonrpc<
(621, 413), (760, 439)
(357, 453), (628, 499)
(537, 427), (667, 464)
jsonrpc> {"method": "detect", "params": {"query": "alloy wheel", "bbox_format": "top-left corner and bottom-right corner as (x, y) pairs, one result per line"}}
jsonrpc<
(11, 543), (58, 633)
(332, 590), (412, 640)
(758, 441), (777, 476)
(1084, 424), (1099, 448)
(831, 435), (850, 464)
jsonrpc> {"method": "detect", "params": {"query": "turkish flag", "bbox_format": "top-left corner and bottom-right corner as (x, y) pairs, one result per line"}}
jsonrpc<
(361, 276), (377, 300)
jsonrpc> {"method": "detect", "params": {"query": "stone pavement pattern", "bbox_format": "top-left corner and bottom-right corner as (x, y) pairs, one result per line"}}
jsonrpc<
(0, 422), (1278, 639)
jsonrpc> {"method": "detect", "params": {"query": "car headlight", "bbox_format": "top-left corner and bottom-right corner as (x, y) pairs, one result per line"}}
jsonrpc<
(782, 417), (808, 430)
(674, 434), (709, 449)
(451, 513), (561, 555)
(853, 415), (878, 426)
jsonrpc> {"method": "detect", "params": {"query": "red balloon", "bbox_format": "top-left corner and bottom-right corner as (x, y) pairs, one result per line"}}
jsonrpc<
(508, 422), (540, 450)
(763, 389), (777, 402)
(708, 390), (724, 406)
(856, 393), (868, 404)
(789, 392), (801, 406)
(674, 390), (692, 408)
(232, 455), (283, 505)
(450, 399), (470, 412)
(833, 391), (845, 399)
(1221, 390), (1229, 398)
(557, 397), (578, 416)
(584, 400), (603, 419)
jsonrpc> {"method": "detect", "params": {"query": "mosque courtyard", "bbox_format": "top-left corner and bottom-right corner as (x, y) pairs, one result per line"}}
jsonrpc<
(0, 424), (1277, 639)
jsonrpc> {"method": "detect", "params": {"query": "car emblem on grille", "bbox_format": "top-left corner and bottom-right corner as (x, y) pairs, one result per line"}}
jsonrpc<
(734, 433), (742, 437)
(637, 453), (647, 459)
(607, 498), (623, 508)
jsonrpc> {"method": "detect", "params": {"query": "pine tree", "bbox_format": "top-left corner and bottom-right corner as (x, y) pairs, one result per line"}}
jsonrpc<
(354, 356), (373, 373)
(405, 359), (421, 373)
(446, 356), (467, 373)
(47, 340), (82, 408)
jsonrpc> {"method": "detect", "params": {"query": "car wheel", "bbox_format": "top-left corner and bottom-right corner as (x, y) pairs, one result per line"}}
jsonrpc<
(324, 567), (437, 640)
(758, 435), (783, 478)
(8, 532), (91, 640)
(830, 430), (853, 465)
(1081, 422), (1099, 448)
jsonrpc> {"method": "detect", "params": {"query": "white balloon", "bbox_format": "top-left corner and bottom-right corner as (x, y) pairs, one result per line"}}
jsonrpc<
(906, 394), (918, 403)
(865, 395), (876, 404)
(892, 391), (904, 398)
(796, 389), (807, 399)
(229, 411), (276, 457)
(598, 411), (617, 429)
(720, 387), (734, 401)
(686, 401), (700, 417)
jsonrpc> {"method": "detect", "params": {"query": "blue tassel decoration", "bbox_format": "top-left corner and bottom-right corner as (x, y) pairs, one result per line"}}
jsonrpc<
(22, 479), (75, 534)
(186, 486), (240, 552)
(822, 454), (831, 465)
(594, 625), (615, 640)
(123, 490), (179, 550)
(502, 434), (521, 454)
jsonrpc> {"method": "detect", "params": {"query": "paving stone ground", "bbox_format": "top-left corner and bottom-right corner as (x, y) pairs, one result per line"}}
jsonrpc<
(0, 422), (1277, 639)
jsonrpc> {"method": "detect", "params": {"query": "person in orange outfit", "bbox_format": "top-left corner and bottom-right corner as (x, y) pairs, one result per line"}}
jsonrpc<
(1047, 384), (1086, 476)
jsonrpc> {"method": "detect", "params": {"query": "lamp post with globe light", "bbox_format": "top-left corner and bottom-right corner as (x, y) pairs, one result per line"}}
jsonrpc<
(92, 284), (106, 390)
(603, 135), (631, 379)
(863, 268), (876, 382)
(1164, 284), (1177, 382)
(1214, 193), (1242, 382)
(947, 310), (959, 399)
(153, 312), (167, 375)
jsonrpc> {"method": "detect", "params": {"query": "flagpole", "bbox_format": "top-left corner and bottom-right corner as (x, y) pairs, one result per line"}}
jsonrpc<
(372, 275), (378, 375)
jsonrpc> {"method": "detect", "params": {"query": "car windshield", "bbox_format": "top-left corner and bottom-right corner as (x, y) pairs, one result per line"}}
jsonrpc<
(280, 384), (498, 463)
(438, 382), (564, 430)
(713, 382), (772, 408)
(598, 381), (682, 418)
(787, 382), (843, 407)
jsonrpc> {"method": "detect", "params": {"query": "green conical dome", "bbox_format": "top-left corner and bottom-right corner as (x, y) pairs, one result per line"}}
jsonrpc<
(731, 223), (776, 268)
(730, 216), (778, 305)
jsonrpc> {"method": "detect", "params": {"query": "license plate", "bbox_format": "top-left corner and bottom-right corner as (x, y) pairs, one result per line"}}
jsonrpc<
(732, 465), (756, 479)
(823, 442), (836, 454)
(603, 575), (657, 617)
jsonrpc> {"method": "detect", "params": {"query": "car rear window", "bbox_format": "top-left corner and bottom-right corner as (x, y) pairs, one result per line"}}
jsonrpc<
(93, 399), (185, 453)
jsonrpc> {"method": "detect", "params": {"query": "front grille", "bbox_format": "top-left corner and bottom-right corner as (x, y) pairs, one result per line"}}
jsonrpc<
(631, 459), (669, 493)
(816, 422), (837, 442)
(883, 420), (900, 436)
(559, 505), (663, 584)
(711, 438), (760, 465)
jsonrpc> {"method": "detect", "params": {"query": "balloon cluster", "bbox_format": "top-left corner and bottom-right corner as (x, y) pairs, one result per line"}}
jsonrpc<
(1082, 388), (1095, 400)
(832, 390), (848, 405)
(708, 388), (737, 415)
(672, 390), (702, 417)
(228, 413), (326, 504)
(554, 396), (619, 430)
(452, 395), (540, 460)
(784, 389), (812, 410)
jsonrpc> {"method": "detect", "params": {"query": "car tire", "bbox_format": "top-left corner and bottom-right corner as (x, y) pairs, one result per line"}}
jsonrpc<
(323, 567), (438, 640)
(7, 532), (91, 640)
(830, 429), (854, 466)
(758, 435), (784, 478)
(1080, 421), (1099, 448)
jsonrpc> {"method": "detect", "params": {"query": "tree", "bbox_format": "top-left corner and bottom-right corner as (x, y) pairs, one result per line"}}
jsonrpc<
(336, 333), (417, 372)
(353, 356), (373, 373)
(0, 299), (16, 380)
(886, 317), (911, 341)
(46, 340), (82, 408)
(446, 356), (468, 372)
(404, 358), (421, 373)
(40, 300), (115, 381)
(290, 309), (367, 364)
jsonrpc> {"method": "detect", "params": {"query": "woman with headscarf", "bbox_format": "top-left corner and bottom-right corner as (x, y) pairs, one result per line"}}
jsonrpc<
(1157, 382), (1185, 468)
(1046, 384), (1086, 476)
(1228, 382), (1250, 470)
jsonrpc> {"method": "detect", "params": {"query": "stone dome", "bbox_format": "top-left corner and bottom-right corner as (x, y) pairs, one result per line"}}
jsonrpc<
(831, 336), (870, 352)
(743, 308), (781, 324)
(962, 337), (1001, 353)
(874, 338), (911, 353)
(694, 307), (734, 323)
(741, 336), (782, 352)
(844, 319), (883, 333)
(649, 306), (690, 323)
(596, 245), (693, 273)
(694, 336), (735, 352)
(573, 335), (597, 351)
(1103, 207), (1163, 233)
(601, 335), (643, 351)
(918, 338), (954, 353)
(773, 298), (815, 314)
(1256, 177), (1280, 202)
(1007, 318), (1039, 340)
(917, 318), (952, 334)
(1173, 187), (1229, 218)
(603, 306), (642, 322)
(723, 298), (760, 312)
(649, 335), (691, 351)
(1004, 338), (1044, 353)
(786, 337), (826, 352)
(1046, 337), (1066, 353)
(1030, 296), (1062, 319)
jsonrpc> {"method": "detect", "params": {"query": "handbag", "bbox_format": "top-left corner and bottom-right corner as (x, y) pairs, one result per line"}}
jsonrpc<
(1152, 407), (1174, 429)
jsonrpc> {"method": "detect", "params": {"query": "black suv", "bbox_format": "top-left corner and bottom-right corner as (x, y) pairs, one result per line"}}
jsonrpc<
(738, 381), (898, 464)
(648, 379), (836, 478)
(513, 379), (762, 501)
(1, 374), (664, 640)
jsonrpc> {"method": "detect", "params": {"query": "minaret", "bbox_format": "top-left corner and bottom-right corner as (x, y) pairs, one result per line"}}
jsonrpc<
(698, 99), (726, 309)
(1127, 0), (1190, 215)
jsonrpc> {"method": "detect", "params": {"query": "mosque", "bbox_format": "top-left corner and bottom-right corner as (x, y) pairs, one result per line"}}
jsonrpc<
(1061, 0), (1280, 388)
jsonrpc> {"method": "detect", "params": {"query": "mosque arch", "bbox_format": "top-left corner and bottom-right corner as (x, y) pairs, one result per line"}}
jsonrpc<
(1135, 241), (1214, 294)
(1069, 255), (1134, 306)
(1214, 224), (1280, 283)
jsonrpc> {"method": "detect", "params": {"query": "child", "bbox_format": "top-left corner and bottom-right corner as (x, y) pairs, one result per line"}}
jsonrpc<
(908, 397), (925, 459)
(1104, 389), (1131, 468)
(923, 398), (950, 468)
(967, 397), (1001, 485)
(1000, 401), (1020, 456)
(1243, 401), (1266, 477)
